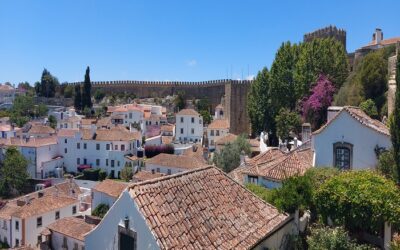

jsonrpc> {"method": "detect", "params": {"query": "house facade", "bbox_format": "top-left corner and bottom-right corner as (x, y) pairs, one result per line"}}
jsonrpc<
(312, 106), (391, 170)
(91, 179), (128, 209)
(175, 109), (203, 143)
(206, 119), (229, 150)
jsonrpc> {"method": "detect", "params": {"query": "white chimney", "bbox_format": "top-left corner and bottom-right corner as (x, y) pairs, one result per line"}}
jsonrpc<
(327, 106), (343, 122)
(374, 28), (383, 44)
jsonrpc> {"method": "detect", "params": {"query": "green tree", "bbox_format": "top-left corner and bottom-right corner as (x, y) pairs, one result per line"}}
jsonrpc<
(275, 108), (301, 142)
(74, 84), (82, 111)
(92, 203), (109, 218)
(121, 163), (133, 182)
(245, 183), (273, 203)
(213, 135), (250, 173)
(377, 150), (397, 182)
(294, 38), (348, 100)
(94, 88), (106, 102)
(63, 85), (74, 98)
(391, 50), (400, 184)
(174, 91), (186, 111)
(199, 110), (212, 125)
(82, 66), (93, 109)
(10, 95), (35, 126)
(196, 99), (211, 112)
(247, 67), (276, 142)
(359, 99), (379, 119)
(48, 115), (57, 129)
(315, 171), (400, 235)
(0, 147), (29, 197)
(269, 41), (299, 111)
(36, 104), (48, 117)
(37, 68), (59, 97)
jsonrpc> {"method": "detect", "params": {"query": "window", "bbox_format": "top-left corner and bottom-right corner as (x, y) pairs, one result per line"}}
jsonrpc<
(121, 145), (125, 151)
(96, 159), (100, 166)
(248, 176), (258, 184)
(111, 160), (115, 167)
(118, 224), (137, 250)
(15, 221), (19, 231)
(129, 113), (132, 119)
(118, 161), (120, 167)
(106, 144), (110, 150)
(37, 235), (42, 245)
(180, 128), (184, 134)
(210, 130), (214, 136)
(167, 169), (172, 175)
(84, 158), (87, 165)
(191, 117), (194, 123)
(96, 144), (100, 150)
(37, 217), (42, 228)
(216, 130), (220, 136)
(84, 143), (87, 149)
(77, 158), (80, 165)
(77, 143), (80, 149)
(199, 119), (202, 124)
(2, 220), (6, 230)
(62, 237), (67, 249)
(55, 211), (60, 220)
(64, 148), (67, 154)
(191, 128), (194, 134)
(72, 206), (77, 214)
(15, 239), (19, 247)
(333, 142), (353, 170)
(115, 145), (119, 150)
(156, 168), (160, 173)
(64, 139), (67, 144)
(210, 140), (214, 145)
(151, 169), (155, 174)
(106, 159), (109, 166)
(74, 242), (79, 250)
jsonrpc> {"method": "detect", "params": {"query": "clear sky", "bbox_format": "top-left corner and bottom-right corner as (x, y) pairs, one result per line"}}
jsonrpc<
(1, 0), (399, 84)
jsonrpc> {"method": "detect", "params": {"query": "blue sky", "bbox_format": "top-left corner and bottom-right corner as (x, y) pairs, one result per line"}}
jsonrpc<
(0, 0), (399, 84)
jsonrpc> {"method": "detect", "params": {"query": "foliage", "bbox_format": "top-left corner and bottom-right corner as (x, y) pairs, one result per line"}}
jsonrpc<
(63, 85), (74, 98)
(0, 110), (10, 118)
(10, 95), (45, 126)
(294, 38), (348, 100)
(196, 99), (211, 112)
(269, 41), (299, 111)
(0, 147), (29, 197)
(74, 84), (82, 111)
(245, 183), (273, 203)
(83, 107), (93, 118)
(48, 115), (57, 129)
(391, 50), (400, 184)
(359, 99), (379, 119)
(307, 224), (375, 250)
(35, 68), (59, 97)
(315, 171), (400, 234)
(377, 150), (397, 182)
(145, 144), (174, 158)
(247, 67), (277, 142)
(275, 108), (302, 141)
(199, 110), (212, 125)
(213, 134), (251, 173)
(94, 88), (106, 102)
(391, 233), (400, 250)
(37, 104), (48, 117)
(301, 74), (335, 130)
(82, 168), (102, 181)
(121, 163), (133, 182)
(98, 170), (107, 181)
(334, 71), (364, 107)
(82, 66), (93, 109)
(359, 50), (388, 111)
(92, 203), (109, 218)
(174, 91), (186, 111)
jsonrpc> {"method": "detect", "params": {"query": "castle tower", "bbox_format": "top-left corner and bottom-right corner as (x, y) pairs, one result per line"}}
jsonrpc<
(303, 25), (347, 51)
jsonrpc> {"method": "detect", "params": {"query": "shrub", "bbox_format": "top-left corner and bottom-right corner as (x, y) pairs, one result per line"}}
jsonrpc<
(359, 99), (379, 119)
(245, 183), (273, 203)
(307, 224), (375, 250)
(145, 144), (174, 158)
(82, 168), (100, 181)
(98, 170), (107, 181)
(92, 203), (109, 218)
(377, 150), (397, 182)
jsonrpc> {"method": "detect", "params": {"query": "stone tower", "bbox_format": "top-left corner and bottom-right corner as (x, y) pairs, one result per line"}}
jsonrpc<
(388, 42), (399, 116)
(304, 25), (347, 51)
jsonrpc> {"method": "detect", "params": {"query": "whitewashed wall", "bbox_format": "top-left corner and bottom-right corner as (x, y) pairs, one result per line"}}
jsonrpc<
(175, 114), (203, 143)
(92, 191), (118, 209)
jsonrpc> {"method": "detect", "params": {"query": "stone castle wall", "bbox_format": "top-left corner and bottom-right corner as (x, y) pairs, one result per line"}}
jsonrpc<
(67, 79), (252, 134)
(304, 26), (346, 50)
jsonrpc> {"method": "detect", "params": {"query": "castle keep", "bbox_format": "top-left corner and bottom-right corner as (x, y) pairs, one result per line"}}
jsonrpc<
(304, 25), (347, 50)
(68, 79), (252, 134)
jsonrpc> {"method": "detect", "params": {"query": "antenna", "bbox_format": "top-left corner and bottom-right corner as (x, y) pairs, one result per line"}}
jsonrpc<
(247, 64), (250, 78)
(230, 65), (233, 80)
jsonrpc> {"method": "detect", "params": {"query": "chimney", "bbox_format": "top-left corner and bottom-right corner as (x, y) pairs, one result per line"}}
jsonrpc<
(239, 150), (246, 166)
(301, 123), (311, 142)
(90, 124), (96, 138)
(374, 28), (383, 44)
(25, 195), (30, 205)
(38, 191), (44, 198)
(293, 137), (298, 149)
(327, 106), (343, 122)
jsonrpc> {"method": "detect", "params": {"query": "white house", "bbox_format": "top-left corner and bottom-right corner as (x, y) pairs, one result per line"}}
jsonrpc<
(0, 124), (19, 139)
(85, 166), (293, 250)
(0, 84), (15, 104)
(312, 106), (391, 170)
(17, 123), (55, 139)
(175, 109), (203, 143)
(50, 108), (82, 129)
(0, 136), (62, 179)
(41, 215), (99, 250)
(145, 153), (207, 175)
(206, 119), (229, 150)
(57, 126), (142, 178)
(0, 181), (82, 248)
(214, 104), (224, 119)
(91, 179), (128, 209)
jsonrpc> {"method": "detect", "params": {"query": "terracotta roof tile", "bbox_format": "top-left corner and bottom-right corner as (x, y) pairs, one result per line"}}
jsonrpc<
(208, 119), (230, 129)
(128, 166), (289, 249)
(46, 216), (97, 241)
(57, 129), (78, 137)
(132, 170), (166, 182)
(161, 124), (174, 132)
(215, 133), (237, 145)
(0, 136), (57, 148)
(161, 136), (173, 144)
(81, 119), (96, 126)
(363, 37), (400, 48)
(176, 109), (200, 116)
(146, 153), (207, 170)
(92, 179), (128, 198)
(27, 124), (55, 134)
(313, 106), (389, 136)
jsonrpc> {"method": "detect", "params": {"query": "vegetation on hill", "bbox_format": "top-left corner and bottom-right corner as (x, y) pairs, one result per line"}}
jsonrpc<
(35, 68), (59, 98)
(9, 95), (48, 126)
(213, 134), (250, 172)
(391, 49), (400, 184)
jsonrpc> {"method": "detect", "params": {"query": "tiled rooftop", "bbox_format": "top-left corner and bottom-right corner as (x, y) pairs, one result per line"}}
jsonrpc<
(92, 179), (128, 198)
(132, 170), (166, 183)
(146, 153), (207, 170)
(176, 108), (200, 116)
(46, 216), (97, 241)
(128, 166), (289, 249)
(207, 119), (230, 129)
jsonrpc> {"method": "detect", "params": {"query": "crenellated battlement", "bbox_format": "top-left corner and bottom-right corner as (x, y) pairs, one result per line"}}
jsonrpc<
(304, 25), (347, 50)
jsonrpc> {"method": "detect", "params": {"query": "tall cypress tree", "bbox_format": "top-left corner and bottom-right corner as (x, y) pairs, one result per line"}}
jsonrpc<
(82, 66), (92, 109)
(74, 84), (82, 111)
(391, 49), (400, 184)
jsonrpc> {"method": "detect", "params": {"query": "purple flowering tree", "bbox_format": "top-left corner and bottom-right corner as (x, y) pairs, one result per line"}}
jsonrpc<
(301, 74), (335, 130)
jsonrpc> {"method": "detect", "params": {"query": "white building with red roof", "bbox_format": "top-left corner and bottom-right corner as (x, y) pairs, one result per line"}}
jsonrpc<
(312, 106), (391, 170)
(175, 109), (203, 143)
